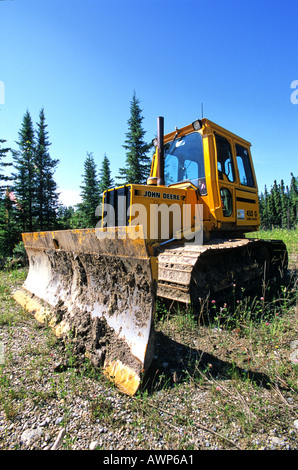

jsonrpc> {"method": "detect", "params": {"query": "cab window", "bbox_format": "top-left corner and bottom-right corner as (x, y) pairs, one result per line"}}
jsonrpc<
(236, 144), (255, 187)
(164, 132), (206, 194)
(215, 134), (235, 183)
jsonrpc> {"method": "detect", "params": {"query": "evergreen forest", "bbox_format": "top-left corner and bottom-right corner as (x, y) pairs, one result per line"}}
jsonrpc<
(0, 93), (297, 263)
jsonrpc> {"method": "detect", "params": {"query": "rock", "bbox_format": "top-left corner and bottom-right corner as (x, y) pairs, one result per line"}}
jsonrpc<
(21, 427), (43, 446)
(40, 417), (50, 427)
(294, 420), (298, 430)
(289, 349), (298, 364)
(289, 340), (298, 363)
(51, 428), (66, 450)
(269, 436), (285, 448)
(290, 340), (298, 350)
(89, 440), (99, 450)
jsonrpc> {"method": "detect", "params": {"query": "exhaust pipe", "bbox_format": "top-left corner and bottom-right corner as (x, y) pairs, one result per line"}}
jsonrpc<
(156, 116), (165, 186)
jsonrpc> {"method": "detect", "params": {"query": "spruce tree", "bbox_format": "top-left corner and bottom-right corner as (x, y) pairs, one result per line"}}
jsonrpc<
(99, 154), (114, 196)
(0, 189), (20, 258)
(118, 92), (151, 184)
(35, 108), (60, 230)
(258, 191), (265, 228)
(12, 110), (36, 232)
(271, 180), (281, 227)
(280, 179), (289, 228)
(259, 174), (298, 229)
(266, 188), (274, 228)
(0, 140), (19, 257)
(0, 139), (12, 196)
(289, 173), (298, 227)
(77, 152), (101, 227)
(261, 185), (269, 229)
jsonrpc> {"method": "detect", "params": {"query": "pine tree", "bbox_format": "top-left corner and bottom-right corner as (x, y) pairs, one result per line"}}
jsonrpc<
(56, 205), (79, 229)
(280, 179), (289, 228)
(259, 191), (265, 227)
(0, 139), (12, 196)
(271, 180), (282, 227)
(35, 108), (60, 230)
(266, 188), (274, 227)
(77, 152), (101, 227)
(12, 110), (36, 232)
(118, 92), (151, 184)
(0, 190), (20, 258)
(259, 174), (298, 229)
(0, 140), (19, 257)
(260, 185), (268, 228)
(289, 173), (298, 227)
(99, 154), (114, 196)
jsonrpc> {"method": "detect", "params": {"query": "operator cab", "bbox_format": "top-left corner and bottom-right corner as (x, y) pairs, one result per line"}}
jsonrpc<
(149, 116), (259, 232)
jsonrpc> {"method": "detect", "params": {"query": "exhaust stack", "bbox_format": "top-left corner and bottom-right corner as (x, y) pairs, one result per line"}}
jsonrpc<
(156, 116), (165, 186)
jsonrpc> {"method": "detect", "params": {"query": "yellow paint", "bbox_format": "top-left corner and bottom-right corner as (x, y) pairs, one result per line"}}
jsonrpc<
(53, 320), (70, 337)
(150, 256), (158, 286)
(104, 359), (141, 396)
(13, 289), (69, 338)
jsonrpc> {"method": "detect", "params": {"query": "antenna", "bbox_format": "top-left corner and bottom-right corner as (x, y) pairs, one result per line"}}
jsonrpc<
(201, 102), (204, 118)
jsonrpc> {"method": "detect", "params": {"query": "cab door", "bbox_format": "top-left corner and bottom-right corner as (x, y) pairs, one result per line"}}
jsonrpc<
(234, 142), (260, 228)
(214, 133), (237, 223)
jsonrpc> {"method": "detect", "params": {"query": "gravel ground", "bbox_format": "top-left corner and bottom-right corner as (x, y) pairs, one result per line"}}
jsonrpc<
(0, 318), (241, 451)
(0, 268), (297, 452)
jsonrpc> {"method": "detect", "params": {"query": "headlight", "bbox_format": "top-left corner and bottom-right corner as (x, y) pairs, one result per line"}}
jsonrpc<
(192, 119), (202, 131)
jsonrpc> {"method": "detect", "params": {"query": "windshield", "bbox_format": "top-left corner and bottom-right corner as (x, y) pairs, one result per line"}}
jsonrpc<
(164, 132), (206, 193)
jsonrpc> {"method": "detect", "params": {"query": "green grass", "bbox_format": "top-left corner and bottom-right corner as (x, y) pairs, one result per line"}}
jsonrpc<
(246, 227), (298, 255)
(0, 268), (28, 326)
(0, 230), (297, 450)
(153, 228), (297, 447)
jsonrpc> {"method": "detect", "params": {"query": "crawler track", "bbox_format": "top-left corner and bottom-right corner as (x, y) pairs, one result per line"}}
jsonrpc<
(157, 238), (288, 310)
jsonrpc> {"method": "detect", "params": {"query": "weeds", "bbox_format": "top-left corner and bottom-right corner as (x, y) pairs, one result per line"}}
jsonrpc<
(0, 229), (297, 450)
(247, 228), (298, 256)
(153, 239), (297, 447)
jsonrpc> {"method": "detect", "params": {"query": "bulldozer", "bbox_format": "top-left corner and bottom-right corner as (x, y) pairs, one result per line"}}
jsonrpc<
(13, 116), (288, 395)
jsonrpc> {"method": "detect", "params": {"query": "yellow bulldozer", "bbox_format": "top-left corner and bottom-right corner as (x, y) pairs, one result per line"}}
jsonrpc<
(13, 116), (288, 395)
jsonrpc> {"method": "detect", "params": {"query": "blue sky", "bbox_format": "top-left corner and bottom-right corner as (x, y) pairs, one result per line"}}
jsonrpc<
(1, 0), (297, 206)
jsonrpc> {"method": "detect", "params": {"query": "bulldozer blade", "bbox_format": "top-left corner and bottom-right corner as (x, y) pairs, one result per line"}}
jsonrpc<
(13, 227), (157, 396)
